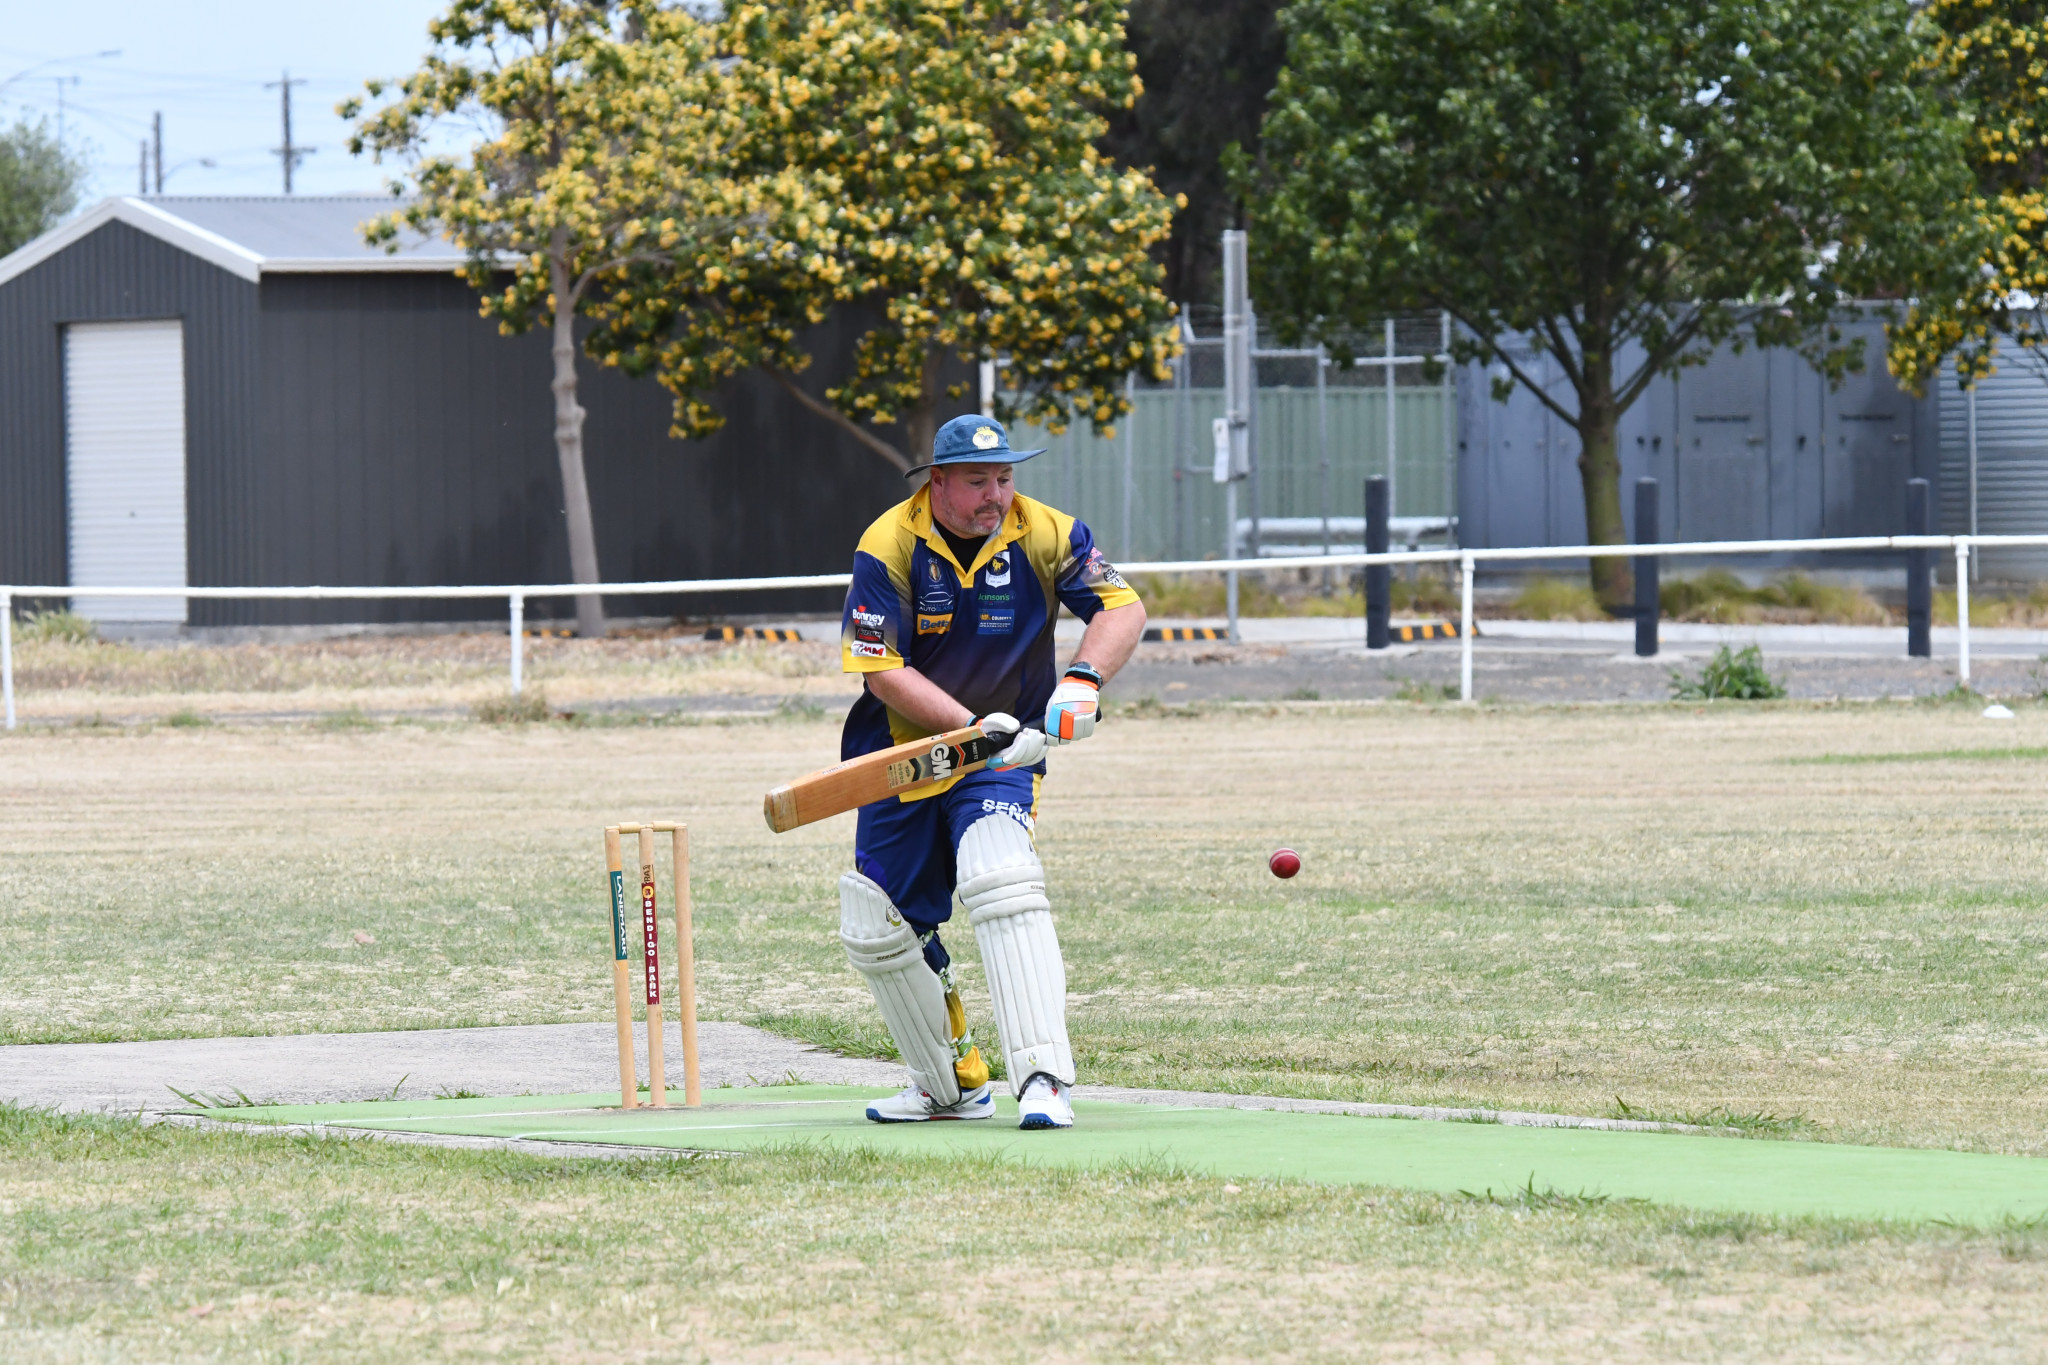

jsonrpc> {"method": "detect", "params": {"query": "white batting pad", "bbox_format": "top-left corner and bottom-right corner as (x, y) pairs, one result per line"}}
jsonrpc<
(958, 815), (1074, 1093)
(839, 871), (959, 1105)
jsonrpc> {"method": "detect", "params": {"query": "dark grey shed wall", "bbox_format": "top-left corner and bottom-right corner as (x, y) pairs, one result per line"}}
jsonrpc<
(234, 272), (907, 626)
(0, 220), (259, 609)
(2, 228), (914, 624)
(1456, 319), (1940, 556)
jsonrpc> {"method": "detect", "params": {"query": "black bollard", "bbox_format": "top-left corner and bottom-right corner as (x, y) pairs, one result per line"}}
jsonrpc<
(1365, 476), (1390, 650)
(1634, 478), (1660, 658)
(1906, 477), (1931, 658)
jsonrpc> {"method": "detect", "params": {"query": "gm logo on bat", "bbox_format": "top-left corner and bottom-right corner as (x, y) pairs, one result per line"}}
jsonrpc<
(928, 741), (955, 781)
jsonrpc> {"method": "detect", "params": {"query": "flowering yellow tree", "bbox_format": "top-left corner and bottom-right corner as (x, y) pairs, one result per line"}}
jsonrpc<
(590, 0), (1181, 472)
(344, 1), (758, 635)
(1890, 0), (2048, 394)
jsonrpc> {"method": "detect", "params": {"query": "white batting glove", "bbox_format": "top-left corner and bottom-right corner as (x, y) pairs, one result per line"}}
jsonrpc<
(1043, 663), (1103, 744)
(979, 713), (1048, 772)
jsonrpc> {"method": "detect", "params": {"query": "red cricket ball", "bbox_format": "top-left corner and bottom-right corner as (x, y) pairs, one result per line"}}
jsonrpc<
(1269, 848), (1302, 879)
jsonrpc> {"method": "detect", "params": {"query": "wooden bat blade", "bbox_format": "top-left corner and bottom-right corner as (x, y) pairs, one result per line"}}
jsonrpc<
(764, 724), (998, 832)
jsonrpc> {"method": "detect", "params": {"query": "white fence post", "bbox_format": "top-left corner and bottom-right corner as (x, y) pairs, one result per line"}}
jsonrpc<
(10, 532), (2047, 726)
(2, 589), (13, 732)
(1459, 554), (1475, 703)
(1121, 371), (1136, 561)
(1955, 542), (1971, 687)
(509, 591), (525, 696)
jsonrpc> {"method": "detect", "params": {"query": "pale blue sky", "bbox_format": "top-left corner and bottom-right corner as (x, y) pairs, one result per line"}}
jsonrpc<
(2, 1), (457, 201)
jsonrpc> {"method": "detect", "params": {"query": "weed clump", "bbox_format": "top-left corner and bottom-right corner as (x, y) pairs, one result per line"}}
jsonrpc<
(1511, 577), (1606, 620)
(19, 609), (97, 644)
(1661, 571), (1888, 624)
(1394, 679), (1459, 703)
(472, 690), (551, 724)
(1670, 645), (1786, 701)
(1133, 574), (1289, 618)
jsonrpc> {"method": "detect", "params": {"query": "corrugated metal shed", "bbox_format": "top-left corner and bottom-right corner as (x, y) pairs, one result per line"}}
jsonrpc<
(0, 196), (909, 627)
(1458, 315), (1939, 560)
(1937, 349), (2048, 579)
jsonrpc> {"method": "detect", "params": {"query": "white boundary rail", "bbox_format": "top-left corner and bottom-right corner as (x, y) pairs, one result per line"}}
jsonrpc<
(3, 534), (2041, 730)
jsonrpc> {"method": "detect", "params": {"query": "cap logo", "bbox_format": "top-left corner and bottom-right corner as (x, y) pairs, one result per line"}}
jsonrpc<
(972, 425), (1000, 450)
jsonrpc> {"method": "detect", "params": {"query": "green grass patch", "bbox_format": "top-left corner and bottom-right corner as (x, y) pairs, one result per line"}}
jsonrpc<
(1788, 745), (2048, 765)
(8, 709), (2048, 1157)
(748, 1010), (902, 1062)
(1611, 1096), (1822, 1138)
(5, 1105), (2048, 1360)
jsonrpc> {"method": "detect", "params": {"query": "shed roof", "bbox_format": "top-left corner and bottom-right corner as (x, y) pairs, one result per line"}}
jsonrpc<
(0, 195), (464, 289)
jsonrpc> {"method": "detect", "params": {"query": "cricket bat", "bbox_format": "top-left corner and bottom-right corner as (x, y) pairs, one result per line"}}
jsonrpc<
(763, 722), (1000, 833)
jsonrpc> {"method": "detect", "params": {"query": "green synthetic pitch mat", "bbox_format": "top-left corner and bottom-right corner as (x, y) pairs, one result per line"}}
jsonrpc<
(190, 1085), (2048, 1227)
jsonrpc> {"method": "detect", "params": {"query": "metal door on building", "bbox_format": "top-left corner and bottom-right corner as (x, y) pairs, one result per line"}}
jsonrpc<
(63, 319), (189, 624)
(1822, 365), (1917, 536)
(1673, 349), (1772, 542)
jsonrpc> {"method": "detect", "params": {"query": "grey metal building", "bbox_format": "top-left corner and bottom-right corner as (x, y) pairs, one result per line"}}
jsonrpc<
(0, 195), (905, 629)
(1456, 316), (1942, 556)
(1938, 350), (2048, 579)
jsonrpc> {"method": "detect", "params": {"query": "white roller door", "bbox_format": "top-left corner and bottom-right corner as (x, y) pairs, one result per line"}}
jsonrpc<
(64, 320), (189, 624)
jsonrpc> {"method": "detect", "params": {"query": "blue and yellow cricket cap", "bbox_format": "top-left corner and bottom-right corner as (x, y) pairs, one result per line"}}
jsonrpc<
(905, 414), (1047, 477)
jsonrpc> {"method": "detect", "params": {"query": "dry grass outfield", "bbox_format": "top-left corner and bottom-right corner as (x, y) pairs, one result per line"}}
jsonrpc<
(6, 631), (857, 722)
(5, 1108), (2048, 1364)
(5, 702), (2048, 1156)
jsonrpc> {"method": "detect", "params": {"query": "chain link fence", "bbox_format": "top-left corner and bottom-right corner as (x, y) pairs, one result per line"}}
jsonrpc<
(1008, 312), (1458, 564)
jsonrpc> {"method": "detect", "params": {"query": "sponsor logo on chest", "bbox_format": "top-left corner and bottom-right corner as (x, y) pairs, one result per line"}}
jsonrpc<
(975, 551), (1017, 635)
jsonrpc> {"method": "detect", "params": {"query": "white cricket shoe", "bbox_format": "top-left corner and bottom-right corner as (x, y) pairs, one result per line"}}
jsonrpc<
(1017, 1074), (1075, 1130)
(865, 1082), (995, 1123)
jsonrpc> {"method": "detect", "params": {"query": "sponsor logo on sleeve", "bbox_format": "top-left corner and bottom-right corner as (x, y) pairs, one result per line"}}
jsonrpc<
(850, 604), (889, 658)
(1081, 547), (1128, 590)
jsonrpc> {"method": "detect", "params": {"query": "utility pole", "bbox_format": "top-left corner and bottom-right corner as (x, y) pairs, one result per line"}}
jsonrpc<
(138, 140), (148, 194)
(265, 70), (314, 193)
(151, 111), (163, 194)
(54, 75), (78, 147)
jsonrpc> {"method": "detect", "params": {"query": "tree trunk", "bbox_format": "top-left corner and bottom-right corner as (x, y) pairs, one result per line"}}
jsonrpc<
(1574, 354), (1633, 612)
(549, 236), (606, 638)
(902, 345), (948, 471)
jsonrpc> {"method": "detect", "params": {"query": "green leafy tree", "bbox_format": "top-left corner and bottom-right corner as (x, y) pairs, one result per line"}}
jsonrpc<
(1249, 0), (1973, 607)
(344, 0), (755, 636)
(1100, 0), (1287, 307)
(1889, 0), (2048, 392)
(590, 0), (1180, 472)
(0, 116), (88, 257)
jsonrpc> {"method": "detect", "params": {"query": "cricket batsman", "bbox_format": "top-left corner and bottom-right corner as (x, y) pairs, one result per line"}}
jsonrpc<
(837, 413), (1146, 1129)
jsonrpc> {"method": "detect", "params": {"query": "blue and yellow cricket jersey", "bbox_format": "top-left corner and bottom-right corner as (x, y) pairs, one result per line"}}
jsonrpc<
(839, 486), (1139, 792)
